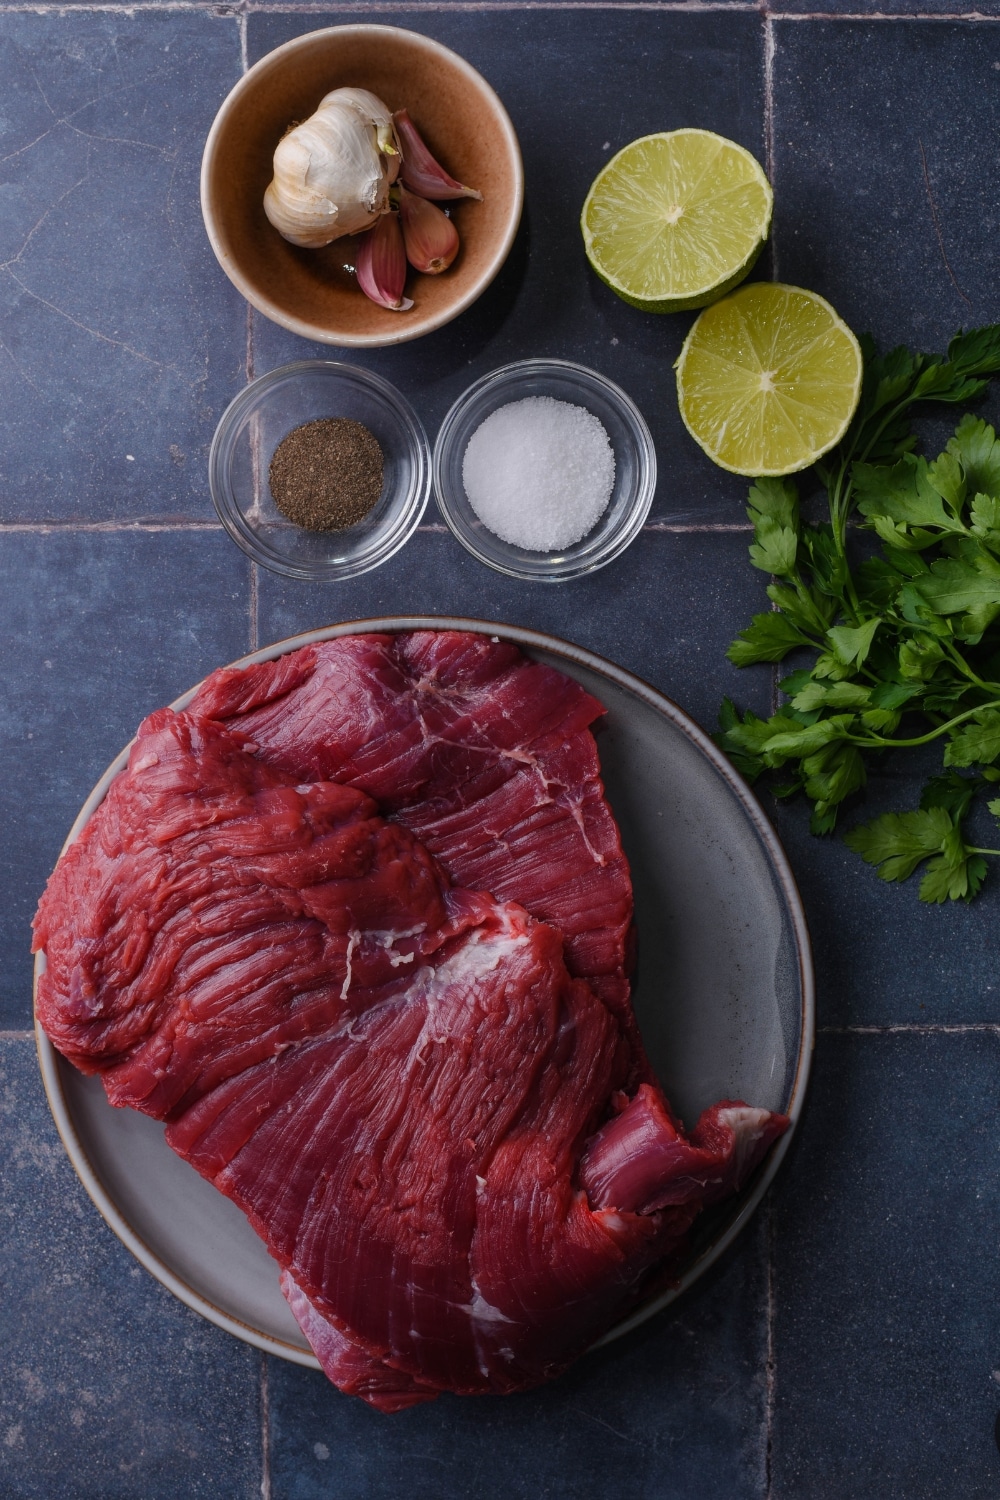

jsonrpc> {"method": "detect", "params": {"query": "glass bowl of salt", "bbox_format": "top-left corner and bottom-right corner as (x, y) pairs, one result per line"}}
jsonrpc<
(209, 360), (431, 581)
(432, 358), (656, 581)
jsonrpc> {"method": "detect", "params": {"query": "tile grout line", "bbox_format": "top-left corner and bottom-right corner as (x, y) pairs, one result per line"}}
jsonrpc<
(763, 10), (781, 731)
(0, 1), (756, 10)
(0, 2), (236, 8)
(0, 522), (224, 533)
(0, 520), (753, 535)
(249, 561), (259, 650)
(764, 1193), (776, 1500)
(645, 521), (752, 531)
(228, 2), (1000, 13)
(238, 0), (764, 7)
(0, 3), (998, 13)
(768, 9), (1000, 19)
(243, 0), (763, 6)
(763, 11), (777, 271)
(259, 1352), (272, 1500)
(819, 1022), (1000, 1033)
(773, 10), (779, 225)
(231, 1), (757, 9)
(241, 0), (262, 661)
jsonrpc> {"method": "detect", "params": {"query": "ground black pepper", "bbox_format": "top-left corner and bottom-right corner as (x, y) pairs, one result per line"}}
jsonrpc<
(268, 417), (384, 531)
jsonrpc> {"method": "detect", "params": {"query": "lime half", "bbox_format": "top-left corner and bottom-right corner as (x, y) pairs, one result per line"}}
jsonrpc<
(675, 282), (863, 477)
(581, 130), (773, 314)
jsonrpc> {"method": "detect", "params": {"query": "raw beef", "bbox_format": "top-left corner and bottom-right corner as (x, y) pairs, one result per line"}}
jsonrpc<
(188, 632), (635, 1013)
(34, 633), (789, 1411)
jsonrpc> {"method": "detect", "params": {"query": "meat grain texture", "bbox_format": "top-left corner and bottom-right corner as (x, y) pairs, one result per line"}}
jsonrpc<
(34, 631), (788, 1411)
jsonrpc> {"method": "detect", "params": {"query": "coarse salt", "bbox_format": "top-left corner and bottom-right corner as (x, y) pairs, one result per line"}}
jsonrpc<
(462, 396), (615, 551)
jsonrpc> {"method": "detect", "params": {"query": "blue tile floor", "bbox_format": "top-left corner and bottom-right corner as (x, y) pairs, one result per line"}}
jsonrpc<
(3, 4), (1000, 1497)
(0, 1039), (263, 1500)
(267, 1219), (769, 1500)
(0, 12), (245, 522)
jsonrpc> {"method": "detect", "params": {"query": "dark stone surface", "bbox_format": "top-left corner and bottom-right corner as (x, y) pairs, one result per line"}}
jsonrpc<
(0, 1038), (262, 1500)
(246, 8), (768, 526)
(255, 526), (773, 737)
(267, 1220), (769, 1500)
(770, 20), (1000, 351)
(0, 529), (249, 1026)
(771, 1031), (1000, 1498)
(0, 12), (244, 522)
(772, 759), (1000, 1027)
(4, 6), (1000, 1497)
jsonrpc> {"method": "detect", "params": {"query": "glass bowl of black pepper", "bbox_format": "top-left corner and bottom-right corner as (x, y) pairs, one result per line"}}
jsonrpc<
(209, 360), (431, 581)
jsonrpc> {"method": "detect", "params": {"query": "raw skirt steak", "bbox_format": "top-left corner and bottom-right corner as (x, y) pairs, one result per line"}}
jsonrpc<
(188, 632), (635, 1013)
(34, 632), (789, 1411)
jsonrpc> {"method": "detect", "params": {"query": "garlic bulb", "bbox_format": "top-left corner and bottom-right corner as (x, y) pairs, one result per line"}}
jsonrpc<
(328, 88), (401, 183)
(264, 89), (401, 249)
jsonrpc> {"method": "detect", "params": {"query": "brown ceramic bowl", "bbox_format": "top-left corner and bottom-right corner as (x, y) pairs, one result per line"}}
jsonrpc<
(201, 25), (523, 347)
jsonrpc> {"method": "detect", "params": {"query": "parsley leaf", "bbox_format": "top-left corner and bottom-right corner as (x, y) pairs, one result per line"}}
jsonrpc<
(718, 324), (1000, 902)
(727, 613), (813, 666)
(942, 710), (1000, 768)
(947, 414), (1000, 497)
(920, 769), (982, 818)
(827, 618), (880, 668)
(745, 478), (800, 576)
(844, 808), (954, 883)
(915, 554), (1000, 613)
(844, 806), (987, 902)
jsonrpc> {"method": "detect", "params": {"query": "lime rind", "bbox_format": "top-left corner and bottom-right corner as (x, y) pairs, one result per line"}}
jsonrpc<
(675, 283), (864, 477)
(581, 129), (773, 313)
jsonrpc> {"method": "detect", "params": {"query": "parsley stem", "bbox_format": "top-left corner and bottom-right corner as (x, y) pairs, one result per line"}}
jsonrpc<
(854, 391), (926, 472)
(968, 848), (1000, 857)
(789, 570), (837, 637)
(848, 698), (1000, 749)
(825, 466), (863, 619)
(826, 387), (928, 562)
(941, 640), (998, 694)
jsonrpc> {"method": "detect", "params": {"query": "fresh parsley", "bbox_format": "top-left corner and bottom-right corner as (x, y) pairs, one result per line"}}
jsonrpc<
(718, 325), (1000, 902)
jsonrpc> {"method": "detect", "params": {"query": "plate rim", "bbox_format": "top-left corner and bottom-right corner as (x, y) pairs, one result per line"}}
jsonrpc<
(34, 614), (814, 1369)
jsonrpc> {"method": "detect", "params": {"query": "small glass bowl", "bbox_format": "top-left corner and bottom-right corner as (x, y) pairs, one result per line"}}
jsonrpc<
(433, 358), (656, 582)
(209, 361), (431, 581)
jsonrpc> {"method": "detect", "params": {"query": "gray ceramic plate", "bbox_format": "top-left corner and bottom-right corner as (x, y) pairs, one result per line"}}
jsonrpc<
(34, 617), (814, 1368)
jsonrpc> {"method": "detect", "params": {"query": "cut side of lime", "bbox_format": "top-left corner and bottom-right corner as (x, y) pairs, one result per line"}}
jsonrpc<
(581, 130), (773, 314)
(675, 283), (864, 477)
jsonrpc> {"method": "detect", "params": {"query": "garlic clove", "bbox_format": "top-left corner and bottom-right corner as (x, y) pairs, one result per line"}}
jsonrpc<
(355, 211), (414, 311)
(264, 92), (396, 249)
(393, 110), (483, 202)
(397, 185), (459, 274)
